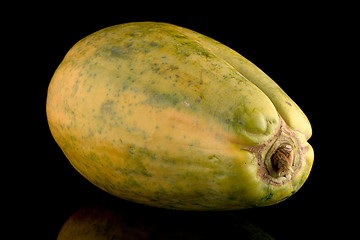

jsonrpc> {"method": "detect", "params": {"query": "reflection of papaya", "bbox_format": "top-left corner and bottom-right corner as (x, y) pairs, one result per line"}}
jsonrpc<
(57, 202), (275, 239)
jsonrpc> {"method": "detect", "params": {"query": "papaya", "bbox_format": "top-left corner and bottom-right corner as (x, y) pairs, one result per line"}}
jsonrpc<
(46, 22), (314, 210)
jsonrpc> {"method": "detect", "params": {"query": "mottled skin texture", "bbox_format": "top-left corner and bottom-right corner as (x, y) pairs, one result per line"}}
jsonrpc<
(47, 22), (313, 210)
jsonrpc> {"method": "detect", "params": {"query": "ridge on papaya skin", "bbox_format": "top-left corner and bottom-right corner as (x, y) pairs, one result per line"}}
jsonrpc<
(47, 22), (313, 210)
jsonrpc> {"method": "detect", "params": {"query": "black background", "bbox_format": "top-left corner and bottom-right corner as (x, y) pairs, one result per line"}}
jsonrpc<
(8, 3), (354, 239)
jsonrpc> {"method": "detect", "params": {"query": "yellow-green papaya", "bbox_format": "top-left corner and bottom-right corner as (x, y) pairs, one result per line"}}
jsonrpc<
(46, 22), (314, 210)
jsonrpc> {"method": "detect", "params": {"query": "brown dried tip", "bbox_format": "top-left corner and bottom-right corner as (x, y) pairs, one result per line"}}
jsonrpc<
(270, 144), (294, 177)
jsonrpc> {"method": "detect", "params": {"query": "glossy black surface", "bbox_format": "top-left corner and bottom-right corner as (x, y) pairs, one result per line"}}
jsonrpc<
(10, 6), (350, 239)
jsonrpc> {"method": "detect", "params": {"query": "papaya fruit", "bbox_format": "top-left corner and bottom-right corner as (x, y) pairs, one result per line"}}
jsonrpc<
(46, 22), (314, 210)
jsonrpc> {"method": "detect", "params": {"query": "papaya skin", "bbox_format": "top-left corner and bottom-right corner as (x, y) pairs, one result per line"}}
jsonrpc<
(180, 29), (312, 139)
(47, 22), (313, 210)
